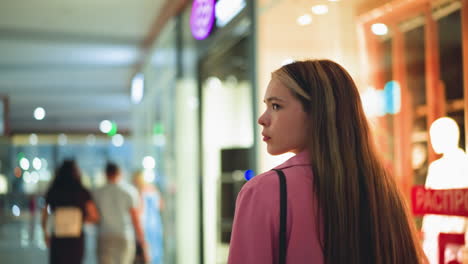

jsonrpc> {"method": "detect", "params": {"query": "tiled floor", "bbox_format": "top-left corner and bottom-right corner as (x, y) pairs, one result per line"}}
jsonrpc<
(0, 212), (98, 264)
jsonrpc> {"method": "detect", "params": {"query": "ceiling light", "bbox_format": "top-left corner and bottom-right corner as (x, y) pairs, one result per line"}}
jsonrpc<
(328, 0), (339, 2)
(297, 14), (312, 26)
(131, 73), (144, 104)
(311, 5), (328, 15)
(99, 120), (112, 133)
(371, 23), (388, 36)
(34, 107), (46, 120)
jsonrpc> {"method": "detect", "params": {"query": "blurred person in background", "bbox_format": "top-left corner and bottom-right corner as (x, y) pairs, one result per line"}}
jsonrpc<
(93, 162), (148, 264)
(41, 159), (99, 264)
(132, 170), (164, 264)
(228, 59), (427, 264)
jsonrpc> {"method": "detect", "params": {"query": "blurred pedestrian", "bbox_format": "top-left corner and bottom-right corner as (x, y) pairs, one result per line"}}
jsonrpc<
(41, 159), (99, 264)
(227, 59), (427, 264)
(133, 170), (164, 264)
(94, 162), (148, 264)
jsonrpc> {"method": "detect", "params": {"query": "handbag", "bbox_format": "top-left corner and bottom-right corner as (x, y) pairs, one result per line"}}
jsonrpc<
(273, 169), (287, 264)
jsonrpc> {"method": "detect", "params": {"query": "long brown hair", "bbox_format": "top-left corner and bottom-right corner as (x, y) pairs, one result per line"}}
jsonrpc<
(273, 59), (426, 264)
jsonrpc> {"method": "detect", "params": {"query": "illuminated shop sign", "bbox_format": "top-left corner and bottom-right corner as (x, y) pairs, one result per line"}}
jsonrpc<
(215, 0), (246, 27)
(412, 186), (468, 217)
(190, 0), (216, 40)
(190, 0), (246, 40)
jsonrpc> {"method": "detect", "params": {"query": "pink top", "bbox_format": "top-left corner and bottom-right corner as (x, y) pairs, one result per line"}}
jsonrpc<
(228, 151), (324, 264)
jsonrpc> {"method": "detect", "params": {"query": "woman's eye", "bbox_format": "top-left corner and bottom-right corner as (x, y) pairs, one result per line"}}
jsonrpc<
(272, 104), (280, 110)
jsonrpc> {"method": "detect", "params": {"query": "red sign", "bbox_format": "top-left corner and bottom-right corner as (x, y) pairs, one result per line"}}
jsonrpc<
(411, 186), (468, 217)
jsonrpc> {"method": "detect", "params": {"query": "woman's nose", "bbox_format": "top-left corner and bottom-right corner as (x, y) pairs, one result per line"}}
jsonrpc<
(258, 111), (268, 126)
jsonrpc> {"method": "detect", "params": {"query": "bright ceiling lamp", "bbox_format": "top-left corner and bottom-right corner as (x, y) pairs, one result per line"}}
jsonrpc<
(99, 120), (112, 134)
(297, 14), (312, 26)
(34, 107), (46, 120)
(371, 23), (388, 36)
(311, 5), (328, 15)
(131, 73), (144, 104)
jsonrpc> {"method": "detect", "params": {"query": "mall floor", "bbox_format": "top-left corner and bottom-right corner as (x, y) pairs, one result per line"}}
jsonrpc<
(0, 211), (98, 264)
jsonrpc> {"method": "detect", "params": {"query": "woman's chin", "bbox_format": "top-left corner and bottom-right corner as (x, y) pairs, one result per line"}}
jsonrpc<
(267, 146), (288, 156)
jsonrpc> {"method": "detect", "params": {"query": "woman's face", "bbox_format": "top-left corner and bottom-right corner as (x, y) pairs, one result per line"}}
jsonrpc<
(258, 78), (309, 155)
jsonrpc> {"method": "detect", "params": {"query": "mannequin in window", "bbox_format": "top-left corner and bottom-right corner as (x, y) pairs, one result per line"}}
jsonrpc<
(422, 117), (468, 264)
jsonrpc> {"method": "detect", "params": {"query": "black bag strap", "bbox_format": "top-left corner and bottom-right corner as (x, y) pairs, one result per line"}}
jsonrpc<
(273, 169), (287, 264)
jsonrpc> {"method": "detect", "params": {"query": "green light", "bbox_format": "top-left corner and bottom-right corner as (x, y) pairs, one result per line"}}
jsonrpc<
(107, 122), (118, 137)
(17, 152), (25, 162)
(153, 123), (164, 135)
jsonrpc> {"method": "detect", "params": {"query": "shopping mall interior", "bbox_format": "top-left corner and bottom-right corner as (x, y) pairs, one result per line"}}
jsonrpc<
(0, 0), (467, 263)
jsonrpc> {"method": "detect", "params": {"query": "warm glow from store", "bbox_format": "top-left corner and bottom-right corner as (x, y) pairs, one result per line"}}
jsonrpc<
(371, 23), (388, 36)
(311, 5), (328, 15)
(297, 14), (312, 26)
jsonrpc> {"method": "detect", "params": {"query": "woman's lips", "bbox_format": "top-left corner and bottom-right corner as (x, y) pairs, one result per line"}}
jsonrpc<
(263, 136), (271, 141)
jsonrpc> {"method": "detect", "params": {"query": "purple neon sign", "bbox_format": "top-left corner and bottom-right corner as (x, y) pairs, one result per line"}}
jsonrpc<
(190, 0), (216, 40)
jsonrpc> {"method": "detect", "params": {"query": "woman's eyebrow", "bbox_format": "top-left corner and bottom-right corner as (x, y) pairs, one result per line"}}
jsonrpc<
(263, 96), (285, 103)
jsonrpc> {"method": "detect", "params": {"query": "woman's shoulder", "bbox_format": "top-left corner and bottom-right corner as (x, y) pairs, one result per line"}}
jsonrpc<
(239, 170), (279, 202)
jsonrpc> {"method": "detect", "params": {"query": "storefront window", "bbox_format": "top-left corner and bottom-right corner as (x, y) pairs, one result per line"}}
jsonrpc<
(200, 36), (254, 263)
(404, 24), (428, 185)
(438, 9), (465, 149)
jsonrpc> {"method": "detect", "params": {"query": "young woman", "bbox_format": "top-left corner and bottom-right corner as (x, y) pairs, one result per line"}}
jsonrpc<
(227, 59), (427, 264)
(41, 159), (99, 264)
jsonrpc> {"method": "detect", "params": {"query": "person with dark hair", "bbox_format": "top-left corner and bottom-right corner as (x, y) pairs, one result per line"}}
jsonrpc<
(227, 59), (427, 264)
(41, 159), (99, 264)
(94, 162), (148, 264)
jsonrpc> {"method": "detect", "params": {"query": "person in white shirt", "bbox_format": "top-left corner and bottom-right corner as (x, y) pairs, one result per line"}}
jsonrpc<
(94, 162), (148, 264)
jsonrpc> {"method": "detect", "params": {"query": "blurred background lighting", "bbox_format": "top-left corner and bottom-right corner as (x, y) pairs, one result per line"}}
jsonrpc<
(107, 121), (118, 136)
(112, 134), (124, 147)
(12, 205), (20, 217)
(23, 171), (31, 183)
(281, 58), (295, 66)
(328, 0), (340, 2)
(371, 23), (388, 36)
(86, 134), (96, 145)
(34, 107), (46, 120)
(0, 174), (7, 194)
(32, 157), (42, 170)
(19, 157), (30, 170)
(30, 171), (39, 184)
(99, 120), (112, 133)
(58, 133), (67, 146)
(29, 133), (38, 145)
(206, 77), (222, 90)
(311, 5), (329, 15)
(142, 156), (156, 169)
(41, 159), (48, 169)
(143, 169), (155, 183)
(131, 73), (144, 104)
(297, 14), (312, 26)
(244, 170), (255, 181)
